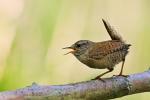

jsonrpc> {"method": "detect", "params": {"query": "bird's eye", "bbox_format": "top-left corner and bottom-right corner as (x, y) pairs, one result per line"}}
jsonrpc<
(76, 44), (81, 48)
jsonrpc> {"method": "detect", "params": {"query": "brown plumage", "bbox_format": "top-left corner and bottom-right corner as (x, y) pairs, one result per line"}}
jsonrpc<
(63, 19), (131, 79)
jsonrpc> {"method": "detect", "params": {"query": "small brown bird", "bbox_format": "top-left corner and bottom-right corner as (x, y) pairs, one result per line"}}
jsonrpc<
(63, 19), (131, 79)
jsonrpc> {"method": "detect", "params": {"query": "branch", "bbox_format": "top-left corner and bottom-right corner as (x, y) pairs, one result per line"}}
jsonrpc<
(0, 70), (150, 100)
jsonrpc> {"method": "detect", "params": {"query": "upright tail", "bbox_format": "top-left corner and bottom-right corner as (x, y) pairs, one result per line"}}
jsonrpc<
(102, 19), (124, 42)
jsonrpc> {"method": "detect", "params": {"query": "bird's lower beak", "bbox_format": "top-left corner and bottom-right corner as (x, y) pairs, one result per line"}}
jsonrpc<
(62, 47), (75, 55)
(62, 47), (73, 49)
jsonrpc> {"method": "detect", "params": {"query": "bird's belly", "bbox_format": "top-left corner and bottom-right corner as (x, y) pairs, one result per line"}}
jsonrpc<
(76, 55), (107, 69)
(77, 51), (128, 69)
(85, 58), (110, 69)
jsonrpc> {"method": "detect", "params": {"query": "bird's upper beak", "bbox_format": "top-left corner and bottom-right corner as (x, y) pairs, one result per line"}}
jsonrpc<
(62, 46), (75, 55)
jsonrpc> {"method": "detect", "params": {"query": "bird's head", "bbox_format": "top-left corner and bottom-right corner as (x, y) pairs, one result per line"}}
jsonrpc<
(63, 40), (94, 56)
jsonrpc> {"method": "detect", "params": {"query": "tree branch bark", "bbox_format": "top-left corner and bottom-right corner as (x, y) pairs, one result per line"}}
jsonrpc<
(0, 70), (150, 100)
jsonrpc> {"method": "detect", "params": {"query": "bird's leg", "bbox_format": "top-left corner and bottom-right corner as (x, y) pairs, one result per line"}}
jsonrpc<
(113, 58), (128, 77)
(93, 68), (114, 80)
(119, 59), (128, 77)
(119, 59), (125, 75)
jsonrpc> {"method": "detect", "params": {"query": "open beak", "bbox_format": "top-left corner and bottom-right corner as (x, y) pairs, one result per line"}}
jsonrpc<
(62, 47), (75, 55)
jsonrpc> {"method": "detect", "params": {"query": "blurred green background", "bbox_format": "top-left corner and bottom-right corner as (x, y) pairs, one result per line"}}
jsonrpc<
(0, 0), (150, 99)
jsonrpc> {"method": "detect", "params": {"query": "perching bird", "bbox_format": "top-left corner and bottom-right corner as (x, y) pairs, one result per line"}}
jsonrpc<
(63, 19), (131, 79)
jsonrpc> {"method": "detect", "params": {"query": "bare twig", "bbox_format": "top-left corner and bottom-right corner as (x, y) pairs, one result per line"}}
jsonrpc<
(0, 70), (150, 100)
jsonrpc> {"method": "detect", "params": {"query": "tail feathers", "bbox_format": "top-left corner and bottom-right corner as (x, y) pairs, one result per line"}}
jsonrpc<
(102, 19), (124, 42)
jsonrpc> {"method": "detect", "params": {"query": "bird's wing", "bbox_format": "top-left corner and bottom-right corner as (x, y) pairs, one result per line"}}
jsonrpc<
(88, 40), (128, 60)
(102, 19), (124, 42)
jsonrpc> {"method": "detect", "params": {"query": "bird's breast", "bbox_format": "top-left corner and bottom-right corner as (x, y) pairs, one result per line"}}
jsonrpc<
(75, 53), (107, 69)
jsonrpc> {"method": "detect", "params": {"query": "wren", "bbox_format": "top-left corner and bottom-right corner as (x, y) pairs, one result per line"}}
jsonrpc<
(63, 19), (131, 79)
